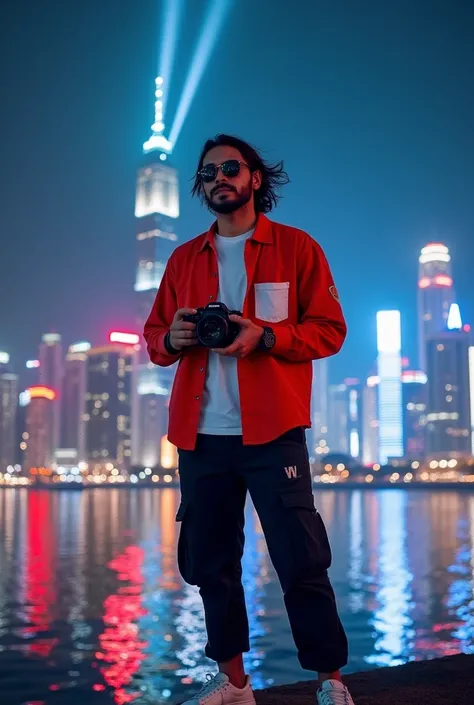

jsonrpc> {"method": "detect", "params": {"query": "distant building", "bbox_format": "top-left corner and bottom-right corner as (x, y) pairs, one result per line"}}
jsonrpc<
(39, 333), (63, 454)
(0, 352), (18, 471)
(376, 311), (403, 464)
(327, 383), (348, 455)
(24, 386), (56, 472)
(85, 338), (138, 471)
(425, 327), (471, 456)
(308, 358), (329, 458)
(59, 342), (90, 464)
(417, 243), (455, 371)
(402, 370), (427, 458)
(362, 375), (379, 465)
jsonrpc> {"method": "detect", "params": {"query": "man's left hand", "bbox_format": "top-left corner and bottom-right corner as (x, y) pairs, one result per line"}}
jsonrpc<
(212, 315), (264, 358)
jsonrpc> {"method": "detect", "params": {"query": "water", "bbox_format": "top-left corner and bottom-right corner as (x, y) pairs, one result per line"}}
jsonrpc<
(0, 488), (473, 704)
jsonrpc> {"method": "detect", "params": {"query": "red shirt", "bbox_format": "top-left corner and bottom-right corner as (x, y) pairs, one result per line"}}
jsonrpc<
(144, 214), (346, 450)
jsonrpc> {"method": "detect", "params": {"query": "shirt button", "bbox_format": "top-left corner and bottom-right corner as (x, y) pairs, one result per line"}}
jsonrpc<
(195, 395), (200, 400)
(209, 295), (213, 300)
(200, 367), (204, 372)
(212, 272), (217, 277)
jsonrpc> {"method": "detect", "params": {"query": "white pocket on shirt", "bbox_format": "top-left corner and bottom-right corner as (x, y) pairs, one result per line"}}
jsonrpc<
(254, 281), (290, 322)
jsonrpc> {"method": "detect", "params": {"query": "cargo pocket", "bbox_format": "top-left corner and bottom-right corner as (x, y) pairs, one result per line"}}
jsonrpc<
(280, 490), (332, 580)
(175, 499), (194, 585)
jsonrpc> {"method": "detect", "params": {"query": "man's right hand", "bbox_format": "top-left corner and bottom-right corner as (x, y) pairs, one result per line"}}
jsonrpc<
(168, 308), (198, 351)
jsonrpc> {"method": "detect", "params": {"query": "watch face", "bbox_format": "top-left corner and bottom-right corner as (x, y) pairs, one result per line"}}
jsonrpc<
(264, 329), (276, 348)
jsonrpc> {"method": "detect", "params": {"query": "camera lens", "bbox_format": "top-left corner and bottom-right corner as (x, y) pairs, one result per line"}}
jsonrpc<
(198, 315), (227, 346)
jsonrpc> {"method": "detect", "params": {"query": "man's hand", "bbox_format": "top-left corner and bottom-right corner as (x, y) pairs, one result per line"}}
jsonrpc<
(212, 315), (264, 358)
(169, 308), (198, 351)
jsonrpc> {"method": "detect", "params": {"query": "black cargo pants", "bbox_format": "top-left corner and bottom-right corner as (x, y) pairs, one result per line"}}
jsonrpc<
(176, 427), (348, 673)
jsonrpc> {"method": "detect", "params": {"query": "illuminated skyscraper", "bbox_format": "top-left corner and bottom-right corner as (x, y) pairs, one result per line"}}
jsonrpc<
(60, 342), (90, 464)
(376, 311), (403, 464)
(0, 353), (18, 472)
(362, 375), (379, 465)
(418, 243), (455, 371)
(85, 336), (139, 471)
(308, 358), (329, 457)
(24, 386), (56, 472)
(134, 76), (180, 464)
(401, 370), (427, 458)
(39, 333), (63, 455)
(425, 327), (471, 456)
(327, 384), (348, 455)
(135, 76), (179, 334)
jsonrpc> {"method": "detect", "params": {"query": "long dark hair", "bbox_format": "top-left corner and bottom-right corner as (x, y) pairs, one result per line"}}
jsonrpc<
(191, 134), (290, 213)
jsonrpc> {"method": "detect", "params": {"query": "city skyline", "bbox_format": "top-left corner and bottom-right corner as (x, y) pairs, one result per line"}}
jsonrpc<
(1, 0), (474, 385)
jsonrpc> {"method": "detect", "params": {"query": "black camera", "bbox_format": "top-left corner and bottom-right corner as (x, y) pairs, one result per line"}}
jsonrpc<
(183, 302), (242, 348)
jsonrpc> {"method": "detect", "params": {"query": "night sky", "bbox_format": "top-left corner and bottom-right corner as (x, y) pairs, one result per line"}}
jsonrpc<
(1, 0), (473, 385)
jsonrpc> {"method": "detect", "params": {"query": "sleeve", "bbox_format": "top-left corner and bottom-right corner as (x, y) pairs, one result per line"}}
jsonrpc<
(271, 235), (347, 362)
(143, 257), (182, 367)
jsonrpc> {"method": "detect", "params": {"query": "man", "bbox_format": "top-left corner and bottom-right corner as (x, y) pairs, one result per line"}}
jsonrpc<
(144, 134), (355, 705)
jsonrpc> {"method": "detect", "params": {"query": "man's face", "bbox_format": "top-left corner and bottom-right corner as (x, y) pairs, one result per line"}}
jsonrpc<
(200, 145), (261, 214)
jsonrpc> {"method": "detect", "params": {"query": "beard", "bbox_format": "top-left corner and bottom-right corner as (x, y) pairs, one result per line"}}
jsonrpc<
(205, 182), (253, 214)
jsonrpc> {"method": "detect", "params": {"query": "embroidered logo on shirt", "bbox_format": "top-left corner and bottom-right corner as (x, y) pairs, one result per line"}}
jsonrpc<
(329, 285), (340, 303)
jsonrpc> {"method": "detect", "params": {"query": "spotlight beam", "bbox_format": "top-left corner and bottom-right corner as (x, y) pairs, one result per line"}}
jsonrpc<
(168, 0), (235, 148)
(158, 0), (185, 117)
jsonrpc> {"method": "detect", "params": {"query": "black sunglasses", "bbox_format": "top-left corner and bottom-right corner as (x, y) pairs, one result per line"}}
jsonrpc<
(198, 159), (250, 183)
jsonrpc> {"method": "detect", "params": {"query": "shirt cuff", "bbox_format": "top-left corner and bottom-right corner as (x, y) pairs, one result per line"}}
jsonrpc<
(271, 325), (293, 356)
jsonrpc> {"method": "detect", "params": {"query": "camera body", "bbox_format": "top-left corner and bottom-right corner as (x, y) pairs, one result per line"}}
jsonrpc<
(183, 302), (242, 348)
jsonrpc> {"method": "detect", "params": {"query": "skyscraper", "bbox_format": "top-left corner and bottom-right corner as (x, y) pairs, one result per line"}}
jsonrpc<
(376, 311), (403, 464)
(327, 383), (348, 455)
(418, 243), (455, 371)
(425, 328), (471, 456)
(345, 378), (363, 460)
(39, 333), (63, 455)
(362, 375), (379, 466)
(0, 353), (18, 472)
(24, 386), (56, 473)
(401, 370), (427, 458)
(60, 342), (90, 464)
(85, 337), (138, 471)
(134, 76), (180, 464)
(308, 358), (329, 457)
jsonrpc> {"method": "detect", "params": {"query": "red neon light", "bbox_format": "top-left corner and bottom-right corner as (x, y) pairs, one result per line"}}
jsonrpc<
(464, 324), (471, 332)
(109, 332), (140, 345)
(418, 277), (431, 289)
(28, 386), (56, 401)
(433, 275), (452, 287)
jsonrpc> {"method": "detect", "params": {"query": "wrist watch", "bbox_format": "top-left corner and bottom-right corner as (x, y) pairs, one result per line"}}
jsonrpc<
(164, 331), (180, 355)
(258, 326), (276, 351)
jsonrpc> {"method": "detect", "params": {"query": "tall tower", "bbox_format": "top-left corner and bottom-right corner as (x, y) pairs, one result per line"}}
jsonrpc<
(418, 243), (455, 371)
(376, 311), (403, 464)
(0, 353), (18, 472)
(60, 342), (90, 464)
(39, 333), (63, 456)
(425, 325), (471, 457)
(24, 386), (56, 473)
(308, 358), (329, 457)
(134, 76), (180, 465)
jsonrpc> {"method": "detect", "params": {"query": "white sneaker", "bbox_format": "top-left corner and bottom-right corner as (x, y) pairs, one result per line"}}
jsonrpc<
(181, 672), (256, 705)
(317, 679), (355, 705)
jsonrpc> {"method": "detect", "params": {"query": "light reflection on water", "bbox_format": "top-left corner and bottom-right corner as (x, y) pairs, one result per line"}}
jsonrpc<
(0, 488), (473, 704)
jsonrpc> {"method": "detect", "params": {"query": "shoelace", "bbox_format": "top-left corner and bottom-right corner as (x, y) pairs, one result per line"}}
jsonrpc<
(196, 674), (227, 702)
(318, 685), (350, 705)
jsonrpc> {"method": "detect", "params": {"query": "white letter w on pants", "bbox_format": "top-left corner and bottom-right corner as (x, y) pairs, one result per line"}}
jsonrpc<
(284, 466), (298, 479)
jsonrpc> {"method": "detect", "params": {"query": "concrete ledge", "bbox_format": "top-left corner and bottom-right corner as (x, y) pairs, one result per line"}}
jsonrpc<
(255, 654), (474, 704)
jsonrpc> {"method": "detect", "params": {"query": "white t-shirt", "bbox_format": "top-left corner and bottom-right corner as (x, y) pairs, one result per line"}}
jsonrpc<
(198, 230), (253, 435)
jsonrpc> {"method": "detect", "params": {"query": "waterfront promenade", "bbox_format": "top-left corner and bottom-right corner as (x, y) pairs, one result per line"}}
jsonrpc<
(255, 654), (474, 704)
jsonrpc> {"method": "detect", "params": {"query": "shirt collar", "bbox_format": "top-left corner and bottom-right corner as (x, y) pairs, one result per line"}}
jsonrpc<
(198, 213), (273, 252)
